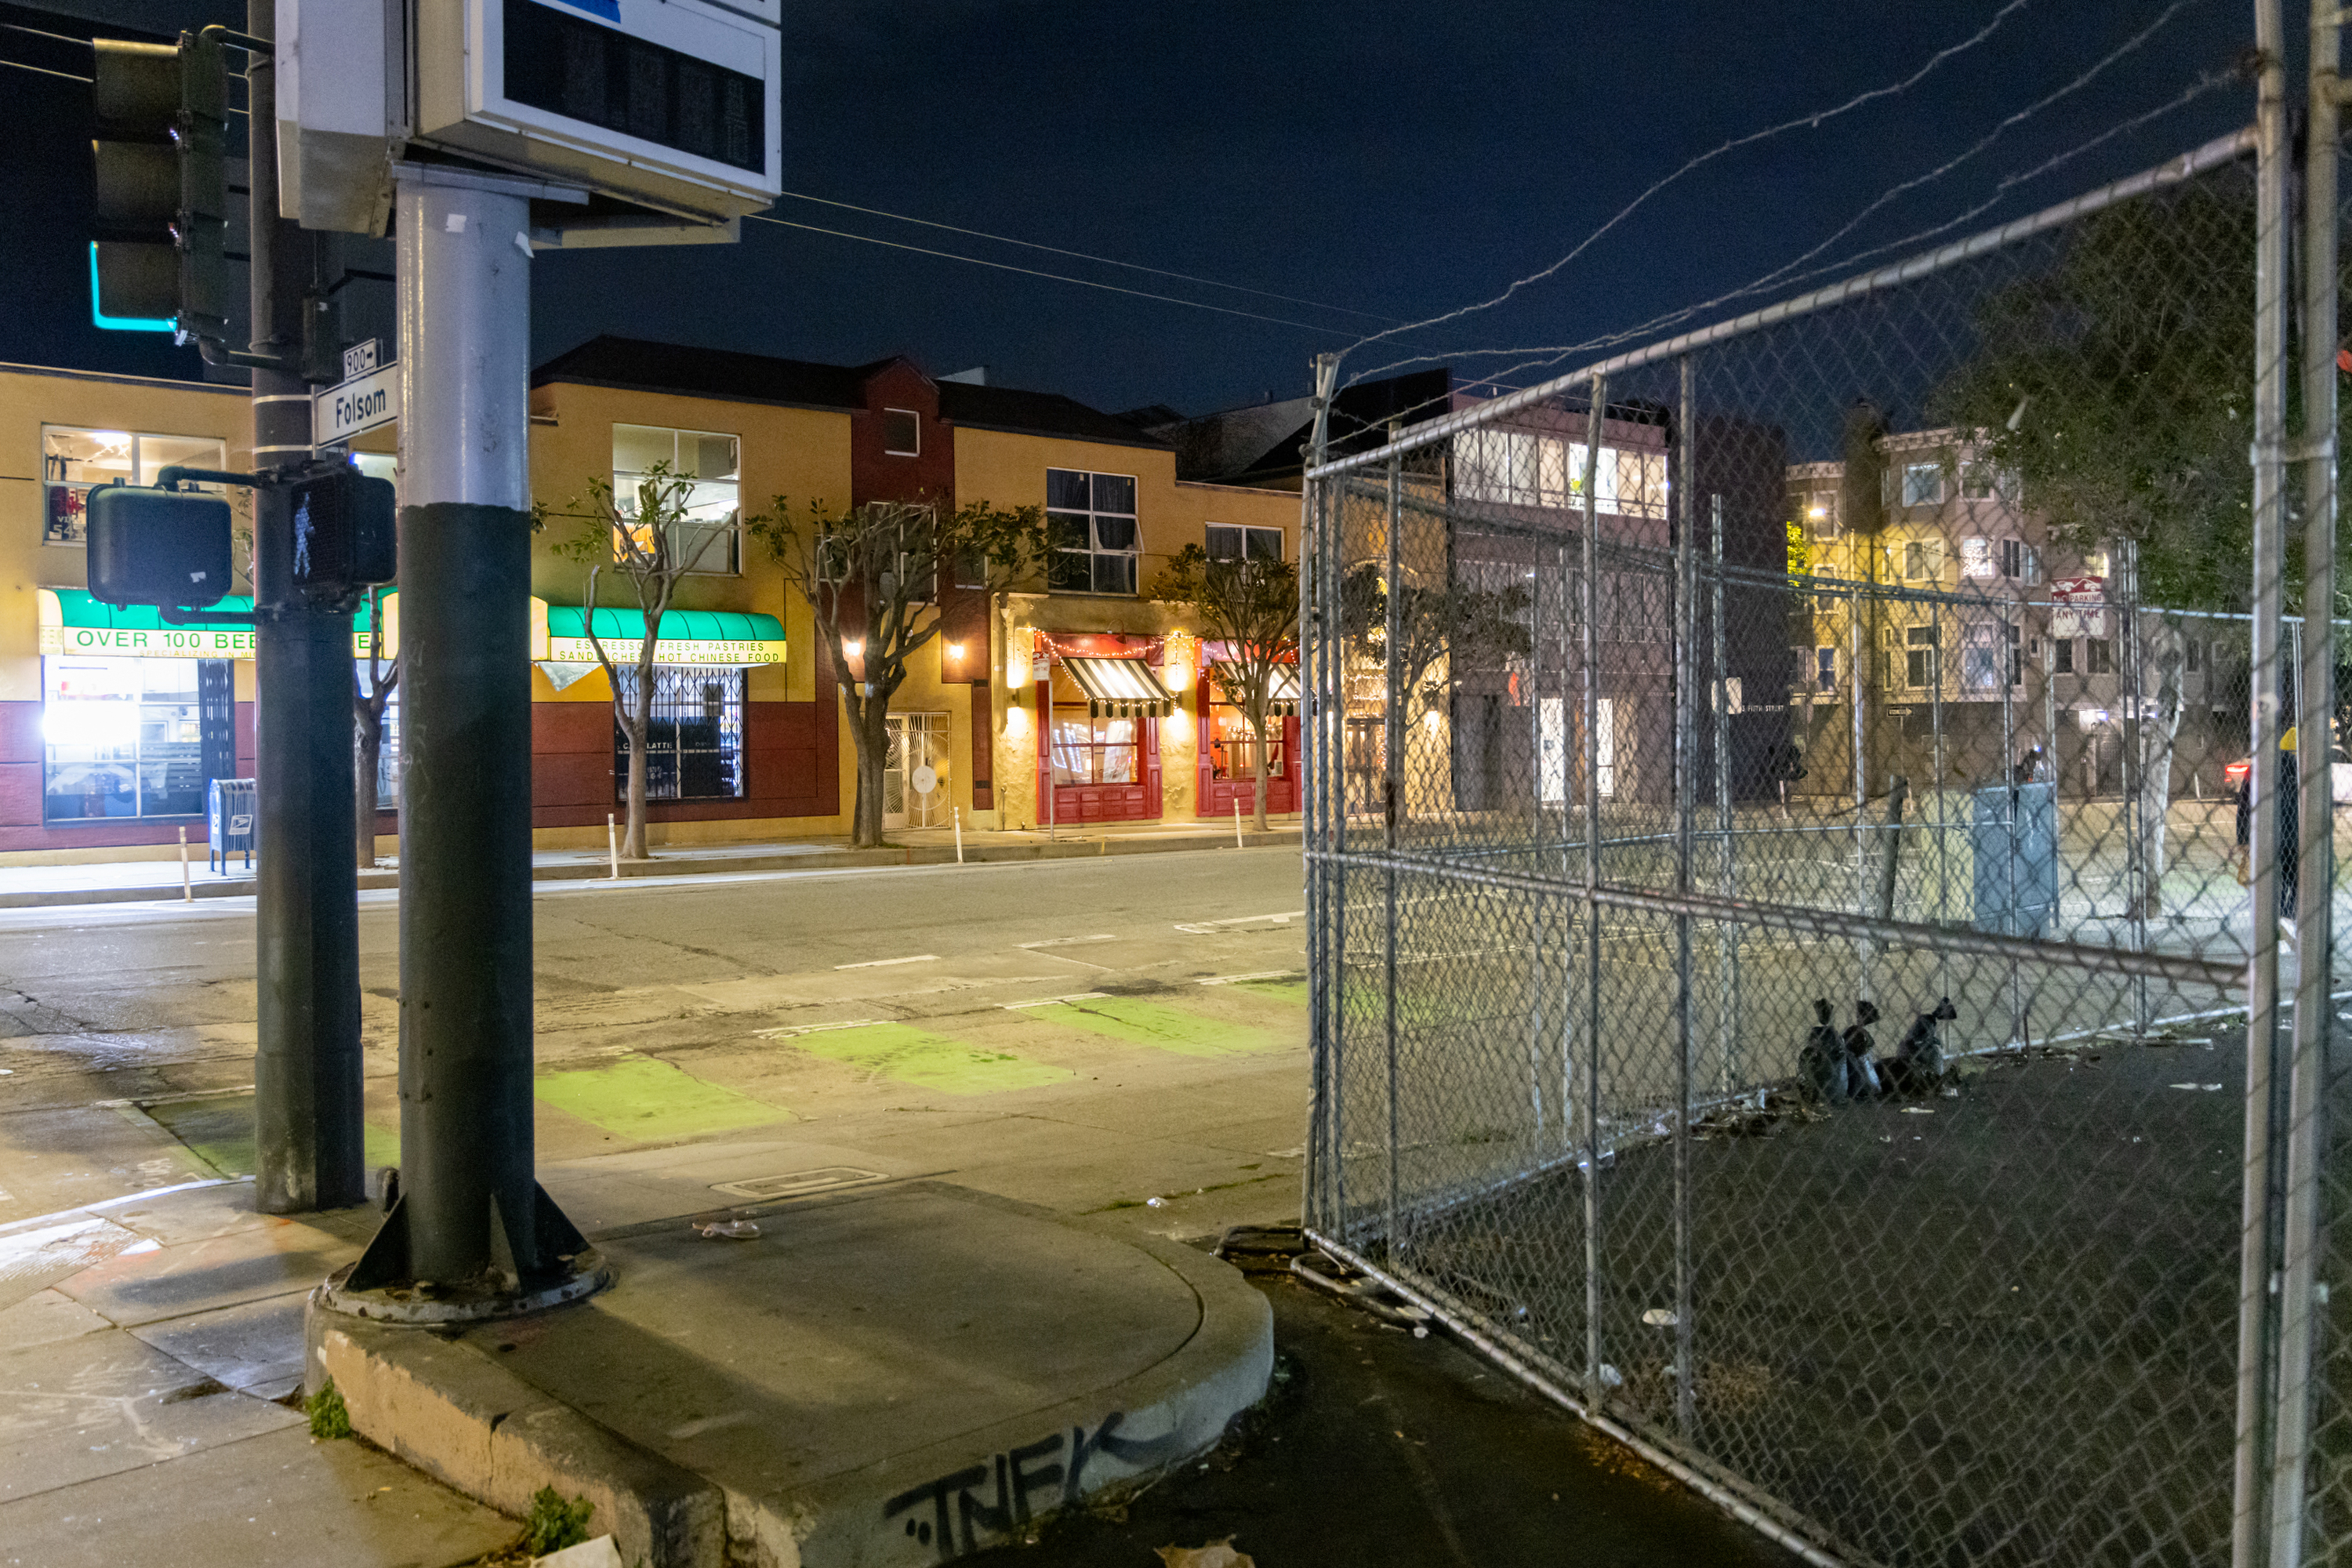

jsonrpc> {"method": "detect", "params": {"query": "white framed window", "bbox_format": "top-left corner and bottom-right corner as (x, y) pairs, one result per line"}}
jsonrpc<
(1999, 539), (2040, 582)
(1900, 463), (1944, 508)
(1815, 646), (1838, 692)
(612, 423), (741, 575)
(881, 408), (920, 456)
(1959, 537), (1996, 580)
(1903, 540), (1940, 580)
(1206, 524), (1283, 562)
(1905, 625), (1937, 688)
(1046, 469), (1139, 594)
(42, 426), (227, 546)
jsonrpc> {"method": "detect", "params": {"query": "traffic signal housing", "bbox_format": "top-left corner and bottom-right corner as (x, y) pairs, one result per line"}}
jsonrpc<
(86, 483), (234, 610)
(282, 466), (397, 598)
(90, 33), (229, 336)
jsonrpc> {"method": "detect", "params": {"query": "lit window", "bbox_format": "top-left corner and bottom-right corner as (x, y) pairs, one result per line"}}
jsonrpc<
(42, 426), (227, 546)
(612, 666), (746, 800)
(881, 408), (920, 457)
(612, 424), (741, 575)
(1206, 524), (1283, 562)
(1959, 538), (1996, 580)
(1046, 469), (1139, 594)
(1901, 463), (1944, 508)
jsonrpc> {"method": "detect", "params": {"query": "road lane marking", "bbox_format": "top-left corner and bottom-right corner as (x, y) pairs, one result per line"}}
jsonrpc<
(1173, 911), (1303, 935)
(835, 954), (939, 969)
(1016, 935), (1116, 949)
(1196, 971), (1304, 985)
(753, 1019), (881, 1039)
(1002, 993), (1109, 1009)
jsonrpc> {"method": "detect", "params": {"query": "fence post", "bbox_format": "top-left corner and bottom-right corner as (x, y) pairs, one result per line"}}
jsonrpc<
(2234, 2), (2293, 1558)
(1711, 495), (1739, 1096)
(1305, 355), (1341, 1240)
(1672, 356), (1698, 1438)
(2002, 602), (2023, 1043)
(2120, 538), (2150, 1034)
(1383, 451), (1404, 1262)
(1851, 582), (1871, 1005)
(2268, 5), (2340, 1556)
(1931, 598), (1951, 1001)
(1581, 372), (1609, 1405)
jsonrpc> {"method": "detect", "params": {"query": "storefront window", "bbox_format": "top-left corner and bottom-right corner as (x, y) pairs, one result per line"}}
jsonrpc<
(42, 428), (227, 546)
(1208, 708), (1284, 779)
(1051, 715), (1137, 785)
(613, 666), (746, 800)
(43, 656), (218, 820)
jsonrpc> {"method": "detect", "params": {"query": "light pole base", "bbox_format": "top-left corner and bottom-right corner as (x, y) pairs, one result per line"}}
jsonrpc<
(318, 1181), (613, 1323)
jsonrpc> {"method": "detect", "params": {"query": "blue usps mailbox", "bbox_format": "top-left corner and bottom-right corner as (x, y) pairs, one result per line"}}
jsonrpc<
(207, 777), (255, 874)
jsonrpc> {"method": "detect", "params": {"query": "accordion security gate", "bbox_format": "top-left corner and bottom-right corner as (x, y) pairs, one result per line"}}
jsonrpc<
(1298, 55), (2352, 1568)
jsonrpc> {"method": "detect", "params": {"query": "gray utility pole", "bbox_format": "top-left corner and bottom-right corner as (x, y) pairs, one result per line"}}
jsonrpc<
(336, 164), (599, 1309)
(245, 0), (364, 1215)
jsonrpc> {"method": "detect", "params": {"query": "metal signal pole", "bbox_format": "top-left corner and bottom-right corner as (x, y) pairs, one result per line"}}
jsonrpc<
(245, 0), (364, 1215)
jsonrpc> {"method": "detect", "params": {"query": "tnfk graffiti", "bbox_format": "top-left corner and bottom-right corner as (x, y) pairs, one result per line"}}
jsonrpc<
(884, 1411), (1183, 1560)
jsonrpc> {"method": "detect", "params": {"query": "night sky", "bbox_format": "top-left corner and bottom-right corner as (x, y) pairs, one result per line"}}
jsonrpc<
(0, 0), (2257, 419)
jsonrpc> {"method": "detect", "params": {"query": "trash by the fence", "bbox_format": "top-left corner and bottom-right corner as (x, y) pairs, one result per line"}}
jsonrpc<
(532, 1536), (622, 1568)
(1156, 1538), (1255, 1568)
(695, 1219), (760, 1240)
(1900, 1106), (1936, 1116)
(1599, 1363), (1624, 1389)
(1643, 1308), (1679, 1327)
(2168, 1083), (2225, 1092)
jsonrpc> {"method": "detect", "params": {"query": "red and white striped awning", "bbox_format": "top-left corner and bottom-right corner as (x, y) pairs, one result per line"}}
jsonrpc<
(1210, 662), (1301, 717)
(1062, 656), (1175, 718)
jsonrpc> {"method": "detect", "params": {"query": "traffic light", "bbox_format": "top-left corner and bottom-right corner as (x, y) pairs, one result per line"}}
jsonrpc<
(85, 483), (234, 610)
(281, 466), (397, 598)
(90, 33), (229, 336)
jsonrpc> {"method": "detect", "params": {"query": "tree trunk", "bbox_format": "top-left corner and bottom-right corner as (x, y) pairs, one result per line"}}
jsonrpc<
(621, 662), (658, 858)
(848, 688), (892, 848)
(354, 703), (381, 868)
(1250, 712), (1271, 833)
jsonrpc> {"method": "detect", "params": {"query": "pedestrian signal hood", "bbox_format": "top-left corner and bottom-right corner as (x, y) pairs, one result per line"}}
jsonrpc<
(86, 484), (234, 612)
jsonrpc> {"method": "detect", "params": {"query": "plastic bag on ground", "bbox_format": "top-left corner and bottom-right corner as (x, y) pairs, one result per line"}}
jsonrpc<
(1156, 1541), (1256, 1568)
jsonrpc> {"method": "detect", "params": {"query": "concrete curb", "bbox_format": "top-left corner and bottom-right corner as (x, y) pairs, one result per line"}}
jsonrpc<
(0, 831), (1299, 909)
(304, 1231), (1272, 1568)
(306, 1298), (724, 1565)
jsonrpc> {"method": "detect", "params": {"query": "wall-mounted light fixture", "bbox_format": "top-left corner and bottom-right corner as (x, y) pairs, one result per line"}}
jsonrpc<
(843, 640), (863, 658)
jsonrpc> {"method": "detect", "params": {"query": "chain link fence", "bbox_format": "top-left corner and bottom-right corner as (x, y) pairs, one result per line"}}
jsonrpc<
(1299, 105), (2352, 1565)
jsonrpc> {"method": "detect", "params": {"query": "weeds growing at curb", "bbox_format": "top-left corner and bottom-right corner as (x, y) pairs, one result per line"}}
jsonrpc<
(520, 1486), (596, 1555)
(306, 1379), (351, 1440)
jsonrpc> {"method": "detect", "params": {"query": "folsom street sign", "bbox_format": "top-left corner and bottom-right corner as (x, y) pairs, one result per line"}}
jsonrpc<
(314, 361), (399, 445)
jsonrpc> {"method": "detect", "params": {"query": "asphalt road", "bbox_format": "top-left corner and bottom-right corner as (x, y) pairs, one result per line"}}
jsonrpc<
(0, 847), (1317, 1230)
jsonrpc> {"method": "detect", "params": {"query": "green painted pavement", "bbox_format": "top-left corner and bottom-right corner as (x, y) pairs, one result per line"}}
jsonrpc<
(141, 1093), (399, 1177)
(1236, 978), (1308, 1006)
(787, 1022), (1069, 1095)
(1027, 996), (1283, 1058)
(534, 1056), (789, 1142)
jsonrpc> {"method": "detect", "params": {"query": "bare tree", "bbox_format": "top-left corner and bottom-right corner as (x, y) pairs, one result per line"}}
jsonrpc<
(750, 496), (1043, 848)
(1150, 544), (1298, 832)
(353, 586), (396, 867)
(543, 461), (735, 860)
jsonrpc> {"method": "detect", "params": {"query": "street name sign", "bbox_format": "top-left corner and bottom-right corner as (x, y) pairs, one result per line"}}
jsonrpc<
(314, 363), (399, 445)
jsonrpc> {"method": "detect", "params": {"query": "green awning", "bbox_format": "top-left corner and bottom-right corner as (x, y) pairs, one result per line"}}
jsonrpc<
(41, 587), (398, 661)
(544, 605), (786, 667)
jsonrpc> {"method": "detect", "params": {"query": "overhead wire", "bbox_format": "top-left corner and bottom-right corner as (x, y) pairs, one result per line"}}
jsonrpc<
(1312, 59), (2242, 452)
(745, 212), (1383, 340)
(768, 188), (1410, 327)
(1338, 0), (2038, 364)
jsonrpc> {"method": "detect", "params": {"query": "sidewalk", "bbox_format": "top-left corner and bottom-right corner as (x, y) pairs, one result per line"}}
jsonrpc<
(0, 1134), (1275, 1567)
(0, 818), (1302, 910)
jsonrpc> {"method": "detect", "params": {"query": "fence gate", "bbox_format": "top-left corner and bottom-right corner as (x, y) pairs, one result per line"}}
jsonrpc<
(1300, 28), (2352, 1563)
